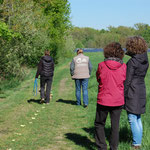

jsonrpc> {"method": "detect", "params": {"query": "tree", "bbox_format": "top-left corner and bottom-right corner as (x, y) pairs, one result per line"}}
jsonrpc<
(0, 21), (22, 78)
(41, 0), (72, 61)
(134, 23), (150, 47)
(0, 0), (72, 79)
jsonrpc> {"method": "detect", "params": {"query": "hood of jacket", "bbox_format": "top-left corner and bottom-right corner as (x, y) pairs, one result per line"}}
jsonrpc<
(133, 52), (148, 65)
(42, 55), (52, 63)
(104, 60), (123, 70)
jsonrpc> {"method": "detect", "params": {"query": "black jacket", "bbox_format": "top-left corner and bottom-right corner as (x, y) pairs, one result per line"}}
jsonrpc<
(124, 52), (149, 114)
(35, 55), (54, 78)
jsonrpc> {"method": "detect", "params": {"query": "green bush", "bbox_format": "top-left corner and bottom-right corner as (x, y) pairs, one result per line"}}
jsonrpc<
(0, 0), (72, 79)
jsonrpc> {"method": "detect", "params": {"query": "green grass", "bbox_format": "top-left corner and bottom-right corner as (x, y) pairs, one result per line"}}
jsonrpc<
(0, 52), (150, 150)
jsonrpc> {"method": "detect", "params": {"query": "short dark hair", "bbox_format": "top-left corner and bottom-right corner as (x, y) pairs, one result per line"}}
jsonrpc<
(126, 36), (148, 54)
(45, 50), (50, 56)
(104, 42), (124, 59)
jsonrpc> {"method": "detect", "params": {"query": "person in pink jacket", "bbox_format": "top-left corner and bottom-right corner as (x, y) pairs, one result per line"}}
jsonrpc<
(95, 42), (126, 150)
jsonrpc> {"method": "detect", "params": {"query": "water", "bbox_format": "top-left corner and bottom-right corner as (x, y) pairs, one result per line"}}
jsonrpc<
(75, 48), (103, 52)
(75, 48), (150, 52)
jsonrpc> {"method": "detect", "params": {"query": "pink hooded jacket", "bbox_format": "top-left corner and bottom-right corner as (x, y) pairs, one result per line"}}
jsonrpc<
(96, 60), (126, 107)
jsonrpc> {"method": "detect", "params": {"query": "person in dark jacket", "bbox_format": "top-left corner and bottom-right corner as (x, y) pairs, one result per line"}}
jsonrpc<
(95, 42), (126, 150)
(35, 50), (54, 104)
(124, 36), (149, 149)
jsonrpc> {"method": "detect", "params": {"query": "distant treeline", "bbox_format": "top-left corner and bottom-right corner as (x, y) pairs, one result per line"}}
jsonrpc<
(70, 24), (150, 49)
(74, 48), (150, 53)
(0, 0), (150, 80)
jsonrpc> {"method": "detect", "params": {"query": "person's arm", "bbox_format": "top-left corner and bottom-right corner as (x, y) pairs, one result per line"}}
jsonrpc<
(124, 59), (136, 96)
(88, 59), (92, 75)
(35, 59), (42, 78)
(70, 59), (75, 76)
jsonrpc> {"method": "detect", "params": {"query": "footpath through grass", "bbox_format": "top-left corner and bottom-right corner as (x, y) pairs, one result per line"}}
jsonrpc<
(0, 52), (150, 150)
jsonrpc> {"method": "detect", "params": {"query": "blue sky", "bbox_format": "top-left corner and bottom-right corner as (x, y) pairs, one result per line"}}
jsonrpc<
(69, 0), (150, 30)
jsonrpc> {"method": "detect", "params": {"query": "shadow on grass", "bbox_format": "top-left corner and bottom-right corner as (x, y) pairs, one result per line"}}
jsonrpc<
(56, 99), (76, 105)
(105, 126), (131, 143)
(0, 89), (5, 98)
(119, 126), (131, 142)
(83, 126), (131, 144)
(83, 127), (95, 137)
(27, 99), (41, 104)
(0, 96), (6, 99)
(65, 133), (96, 150)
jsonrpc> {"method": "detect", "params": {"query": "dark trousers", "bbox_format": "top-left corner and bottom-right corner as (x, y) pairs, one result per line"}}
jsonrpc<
(95, 104), (122, 150)
(40, 76), (53, 103)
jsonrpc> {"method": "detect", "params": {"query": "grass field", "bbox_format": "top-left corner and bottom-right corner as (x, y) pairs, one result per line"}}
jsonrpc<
(0, 52), (150, 150)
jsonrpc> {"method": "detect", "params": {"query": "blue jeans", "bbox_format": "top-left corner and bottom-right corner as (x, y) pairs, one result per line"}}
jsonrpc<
(128, 113), (143, 146)
(75, 79), (89, 106)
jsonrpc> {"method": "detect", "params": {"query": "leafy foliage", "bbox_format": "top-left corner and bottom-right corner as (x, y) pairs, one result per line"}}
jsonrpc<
(0, 0), (71, 79)
(0, 0), (149, 81)
(71, 24), (150, 49)
(134, 23), (150, 47)
(0, 21), (22, 78)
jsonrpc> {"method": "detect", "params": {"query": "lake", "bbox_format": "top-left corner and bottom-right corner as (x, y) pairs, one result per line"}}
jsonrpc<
(75, 48), (150, 52)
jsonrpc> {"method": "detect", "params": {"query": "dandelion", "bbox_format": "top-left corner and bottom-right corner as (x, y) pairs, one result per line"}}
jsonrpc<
(29, 122), (33, 124)
(32, 117), (36, 119)
(42, 106), (45, 109)
(34, 113), (38, 116)
(36, 110), (40, 113)
(12, 139), (15, 142)
(20, 125), (25, 127)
